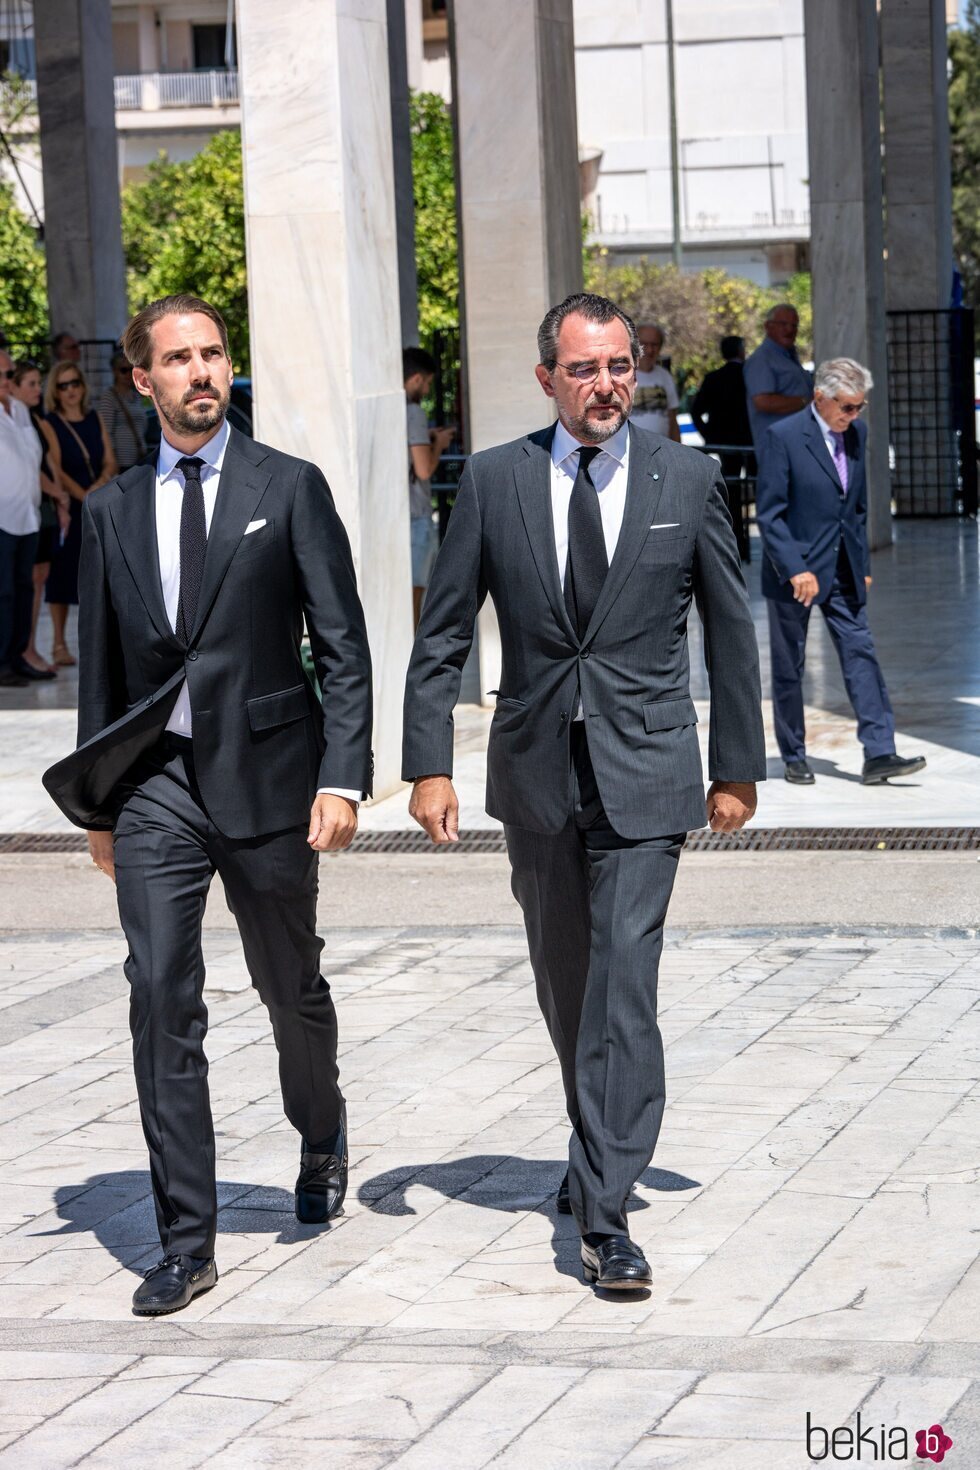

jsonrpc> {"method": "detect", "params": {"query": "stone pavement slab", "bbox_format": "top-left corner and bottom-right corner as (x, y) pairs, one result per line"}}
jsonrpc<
(0, 921), (976, 1466)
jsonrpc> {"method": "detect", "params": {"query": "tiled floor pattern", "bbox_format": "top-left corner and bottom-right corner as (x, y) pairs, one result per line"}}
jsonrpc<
(0, 923), (977, 1467)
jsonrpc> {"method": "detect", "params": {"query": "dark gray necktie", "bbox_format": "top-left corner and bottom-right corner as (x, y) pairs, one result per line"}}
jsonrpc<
(563, 445), (606, 640)
(175, 456), (207, 643)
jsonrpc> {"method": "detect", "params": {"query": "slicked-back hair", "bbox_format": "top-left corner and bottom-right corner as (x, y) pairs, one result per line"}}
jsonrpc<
(537, 293), (640, 371)
(403, 346), (437, 381)
(122, 294), (231, 371)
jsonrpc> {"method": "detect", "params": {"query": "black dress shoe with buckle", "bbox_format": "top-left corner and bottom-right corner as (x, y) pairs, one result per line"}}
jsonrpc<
(296, 1106), (348, 1223)
(556, 1172), (572, 1214)
(784, 759), (815, 785)
(132, 1254), (216, 1316)
(862, 753), (927, 785)
(581, 1234), (652, 1290)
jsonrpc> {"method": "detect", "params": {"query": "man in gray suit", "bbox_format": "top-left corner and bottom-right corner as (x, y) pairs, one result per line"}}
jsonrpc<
(403, 293), (766, 1291)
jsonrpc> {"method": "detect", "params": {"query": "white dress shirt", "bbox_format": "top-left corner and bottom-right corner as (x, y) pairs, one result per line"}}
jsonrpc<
(0, 397), (43, 536)
(550, 419), (630, 720)
(156, 421), (360, 803)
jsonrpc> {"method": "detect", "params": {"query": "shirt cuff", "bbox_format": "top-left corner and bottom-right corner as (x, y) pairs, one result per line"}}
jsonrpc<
(317, 787), (363, 804)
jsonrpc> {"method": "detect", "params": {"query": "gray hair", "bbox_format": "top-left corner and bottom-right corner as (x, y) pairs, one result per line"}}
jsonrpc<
(765, 303), (799, 323)
(537, 292), (640, 371)
(814, 357), (873, 398)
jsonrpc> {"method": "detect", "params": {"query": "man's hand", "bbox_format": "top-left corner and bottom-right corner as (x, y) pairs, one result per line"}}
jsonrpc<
(307, 794), (358, 852)
(409, 775), (459, 844)
(430, 426), (455, 452)
(88, 829), (115, 882)
(865, 576), (873, 589)
(707, 781), (757, 834)
(789, 571), (819, 607)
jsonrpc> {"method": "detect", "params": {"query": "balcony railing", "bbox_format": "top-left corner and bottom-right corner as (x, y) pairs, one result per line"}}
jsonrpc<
(114, 69), (240, 111)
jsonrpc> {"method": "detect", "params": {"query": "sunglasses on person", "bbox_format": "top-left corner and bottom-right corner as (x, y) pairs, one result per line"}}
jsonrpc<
(57, 378), (83, 390)
(834, 398), (867, 416)
(0, 369), (15, 380)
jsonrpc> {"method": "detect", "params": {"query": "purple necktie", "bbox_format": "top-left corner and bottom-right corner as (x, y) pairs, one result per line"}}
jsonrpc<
(832, 431), (848, 496)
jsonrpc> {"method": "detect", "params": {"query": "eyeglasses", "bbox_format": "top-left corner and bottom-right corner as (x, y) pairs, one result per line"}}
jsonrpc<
(57, 378), (83, 390)
(555, 360), (635, 384)
(834, 398), (867, 416)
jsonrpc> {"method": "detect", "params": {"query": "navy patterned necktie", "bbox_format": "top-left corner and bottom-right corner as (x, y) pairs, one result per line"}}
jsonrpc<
(175, 456), (207, 643)
(563, 445), (606, 640)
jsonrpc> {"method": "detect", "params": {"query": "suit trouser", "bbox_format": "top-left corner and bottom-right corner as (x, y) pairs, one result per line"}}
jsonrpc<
(767, 554), (896, 763)
(504, 726), (684, 1236)
(112, 737), (343, 1258)
(0, 529), (38, 675)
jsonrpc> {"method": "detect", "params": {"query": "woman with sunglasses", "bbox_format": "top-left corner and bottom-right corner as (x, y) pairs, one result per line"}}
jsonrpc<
(43, 360), (118, 667)
(11, 362), (70, 677)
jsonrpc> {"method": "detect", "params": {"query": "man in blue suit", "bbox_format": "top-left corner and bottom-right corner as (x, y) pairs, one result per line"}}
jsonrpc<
(757, 358), (925, 786)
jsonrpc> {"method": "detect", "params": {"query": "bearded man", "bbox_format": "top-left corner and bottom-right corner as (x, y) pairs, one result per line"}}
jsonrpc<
(43, 295), (373, 1315)
(403, 293), (765, 1291)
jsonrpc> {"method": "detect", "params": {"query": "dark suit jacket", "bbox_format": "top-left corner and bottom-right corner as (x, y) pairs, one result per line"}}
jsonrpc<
(756, 408), (870, 605)
(402, 424), (766, 839)
(690, 361), (753, 447)
(43, 426), (373, 837)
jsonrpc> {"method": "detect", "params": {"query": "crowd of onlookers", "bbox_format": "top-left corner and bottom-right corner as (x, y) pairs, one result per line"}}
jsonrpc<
(0, 331), (147, 688)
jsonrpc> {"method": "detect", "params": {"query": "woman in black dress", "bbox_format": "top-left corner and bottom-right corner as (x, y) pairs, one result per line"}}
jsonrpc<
(43, 360), (117, 666)
(11, 362), (70, 676)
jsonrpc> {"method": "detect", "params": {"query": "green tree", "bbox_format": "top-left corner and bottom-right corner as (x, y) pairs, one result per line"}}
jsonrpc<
(121, 129), (249, 368)
(949, 0), (980, 303)
(0, 75), (48, 344)
(410, 90), (458, 341)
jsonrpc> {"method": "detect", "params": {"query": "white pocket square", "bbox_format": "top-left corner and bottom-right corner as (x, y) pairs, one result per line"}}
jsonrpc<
(650, 522), (680, 530)
(244, 519), (267, 535)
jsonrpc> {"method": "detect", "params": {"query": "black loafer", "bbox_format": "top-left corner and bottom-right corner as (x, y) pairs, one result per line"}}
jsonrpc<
(862, 753), (926, 785)
(15, 663), (57, 682)
(132, 1254), (216, 1316)
(581, 1234), (652, 1290)
(556, 1172), (572, 1214)
(784, 759), (815, 785)
(296, 1106), (348, 1223)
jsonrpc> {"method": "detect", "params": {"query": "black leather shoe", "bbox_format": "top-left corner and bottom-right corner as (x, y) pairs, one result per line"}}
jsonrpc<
(784, 759), (815, 785)
(296, 1107), (348, 1223)
(581, 1234), (652, 1290)
(862, 753), (926, 785)
(556, 1173), (572, 1214)
(15, 662), (56, 682)
(132, 1254), (216, 1316)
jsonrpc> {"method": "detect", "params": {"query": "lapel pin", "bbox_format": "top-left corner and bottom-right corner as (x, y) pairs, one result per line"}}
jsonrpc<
(653, 473), (660, 480)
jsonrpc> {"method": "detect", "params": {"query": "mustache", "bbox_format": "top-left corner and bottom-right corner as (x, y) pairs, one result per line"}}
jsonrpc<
(183, 387), (220, 404)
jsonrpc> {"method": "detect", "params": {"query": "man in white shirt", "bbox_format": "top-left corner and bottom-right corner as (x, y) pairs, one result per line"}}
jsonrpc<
(629, 322), (681, 441)
(43, 295), (373, 1316)
(0, 349), (42, 687)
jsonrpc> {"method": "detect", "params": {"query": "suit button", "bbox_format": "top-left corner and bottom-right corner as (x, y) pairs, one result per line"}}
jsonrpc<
(559, 710), (568, 722)
(187, 650), (198, 661)
(581, 649), (590, 660)
(145, 696), (153, 706)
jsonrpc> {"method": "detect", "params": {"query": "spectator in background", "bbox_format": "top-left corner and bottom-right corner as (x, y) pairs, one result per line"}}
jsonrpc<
(11, 362), (70, 678)
(629, 322), (681, 442)
(0, 348), (43, 688)
(691, 335), (755, 477)
(43, 361), (117, 667)
(404, 346), (454, 629)
(51, 332), (81, 365)
(98, 350), (147, 471)
(743, 304), (811, 462)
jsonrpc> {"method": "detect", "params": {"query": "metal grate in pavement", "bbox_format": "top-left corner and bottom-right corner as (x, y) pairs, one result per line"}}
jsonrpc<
(1, 828), (978, 855)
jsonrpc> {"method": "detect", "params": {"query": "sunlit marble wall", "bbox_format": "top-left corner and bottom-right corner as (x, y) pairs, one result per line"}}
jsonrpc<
(237, 0), (413, 799)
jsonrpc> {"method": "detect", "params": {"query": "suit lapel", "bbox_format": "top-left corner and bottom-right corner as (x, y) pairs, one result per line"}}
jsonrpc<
(514, 428), (578, 643)
(191, 428), (271, 640)
(108, 461), (177, 645)
(803, 410), (843, 491)
(581, 426), (665, 645)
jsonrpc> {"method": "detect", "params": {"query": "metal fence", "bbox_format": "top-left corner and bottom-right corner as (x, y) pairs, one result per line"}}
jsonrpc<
(886, 307), (978, 518)
(694, 445), (756, 561)
(114, 70), (240, 111)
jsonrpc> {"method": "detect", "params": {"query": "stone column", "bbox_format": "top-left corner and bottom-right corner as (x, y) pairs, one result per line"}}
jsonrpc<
(237, 0), (413, 799)
(881, 0), (956, 516)
(388, 0), (420, 348)
(33, 0), (128, 344)
(804, 0), (891, 549)
(450, 0), (583, 694)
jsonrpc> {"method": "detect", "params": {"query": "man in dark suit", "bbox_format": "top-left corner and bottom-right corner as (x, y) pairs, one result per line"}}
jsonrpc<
(756, 357), (925, 787)
(691, 335), (755, 474)
(402, 293), (766, 1291)
(43, 295), (373, 1315)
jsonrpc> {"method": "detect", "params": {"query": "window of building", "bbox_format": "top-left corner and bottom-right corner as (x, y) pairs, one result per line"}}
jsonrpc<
(191, 23), (236, 70)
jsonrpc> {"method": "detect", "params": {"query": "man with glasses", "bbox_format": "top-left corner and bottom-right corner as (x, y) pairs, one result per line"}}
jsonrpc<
(757, 357), (925, 786)
(404, 293), (765, 1292)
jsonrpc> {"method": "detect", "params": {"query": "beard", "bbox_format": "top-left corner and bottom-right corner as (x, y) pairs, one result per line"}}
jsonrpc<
(155, 379), (231, 437)
(564, 394), (630, 443)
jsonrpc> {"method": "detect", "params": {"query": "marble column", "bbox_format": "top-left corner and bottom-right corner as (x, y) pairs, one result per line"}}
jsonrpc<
(237, 0), (413, 799)
(804, 0), (891, 550)
(388, 0), (420, 348)
(450, 0), (583, 695)
(33, 0), (128, 343)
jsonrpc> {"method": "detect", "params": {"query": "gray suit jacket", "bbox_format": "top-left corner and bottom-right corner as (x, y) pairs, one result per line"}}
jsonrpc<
(402, 424), (766, 838)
